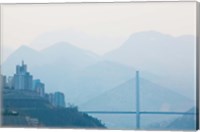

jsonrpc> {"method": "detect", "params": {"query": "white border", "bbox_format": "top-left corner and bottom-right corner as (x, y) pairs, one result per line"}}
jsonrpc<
(0, 1), (199, 132)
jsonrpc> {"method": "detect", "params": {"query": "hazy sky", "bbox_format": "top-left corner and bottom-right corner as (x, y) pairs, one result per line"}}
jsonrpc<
(1, 2), (197, 60)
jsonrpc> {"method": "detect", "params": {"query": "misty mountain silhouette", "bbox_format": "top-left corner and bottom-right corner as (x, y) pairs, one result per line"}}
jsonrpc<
(2, 31), (196, 129)
(104, 31), (196, 98)
(2, 42), (136, 105)
(41, 41), (99, 64)
(80, 78), (194, 129)
(3, 42), (99, 76)
(65, 60), (136, 105)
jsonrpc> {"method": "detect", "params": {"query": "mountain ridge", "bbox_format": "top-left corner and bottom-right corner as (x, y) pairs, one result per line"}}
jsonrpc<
(103, 31), (195, 99)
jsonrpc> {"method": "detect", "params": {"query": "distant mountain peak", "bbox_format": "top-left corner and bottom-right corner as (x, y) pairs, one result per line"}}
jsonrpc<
(127, 31), (173, 42)
(40, 41), (99, 61)
(5, 45), (39, 61)
(17, 45), (37, 52)
(41, 41), (82, 52)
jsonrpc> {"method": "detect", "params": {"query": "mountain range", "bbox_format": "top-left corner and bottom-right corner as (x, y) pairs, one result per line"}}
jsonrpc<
(104, 31), (196, 98)
(79, 78), (194, 129)
(1, 31), (196, 129)
(80, 78), (193, 112)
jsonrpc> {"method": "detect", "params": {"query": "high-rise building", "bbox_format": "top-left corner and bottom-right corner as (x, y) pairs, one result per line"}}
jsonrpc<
(48, 93), (54, 105)
(33, 79), (45, 97)
(7, 76), (14, 89)
(13, 61), (33, 90)
(0, 74), (6, 89)
(53, 92), (66, 107)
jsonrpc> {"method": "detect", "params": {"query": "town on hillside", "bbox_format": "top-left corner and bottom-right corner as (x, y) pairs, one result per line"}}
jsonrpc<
(0, 61), (66, 108)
